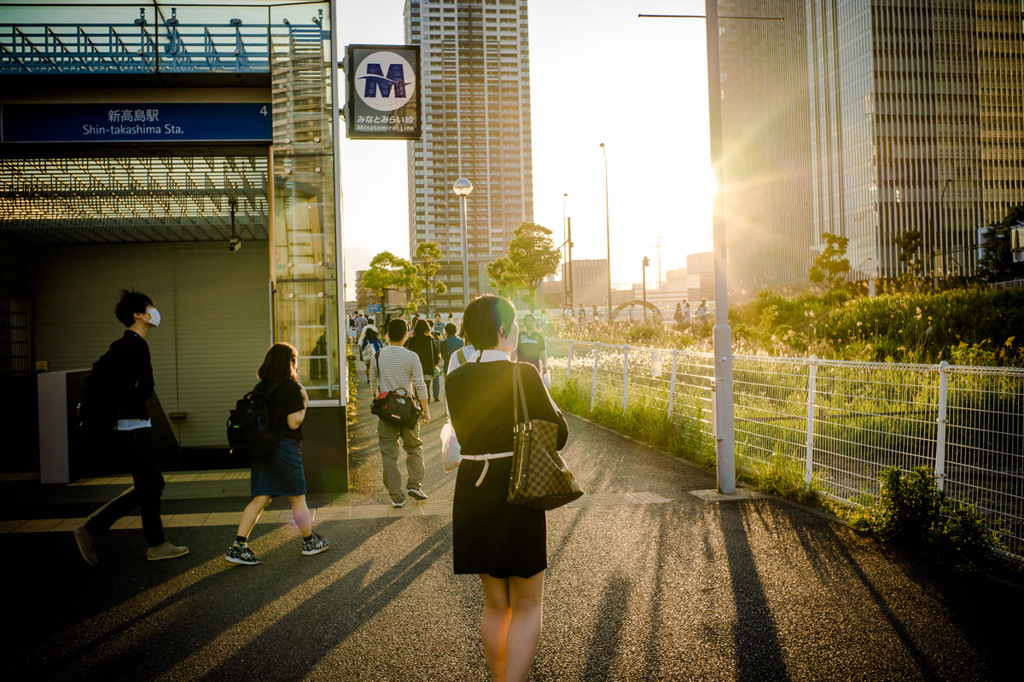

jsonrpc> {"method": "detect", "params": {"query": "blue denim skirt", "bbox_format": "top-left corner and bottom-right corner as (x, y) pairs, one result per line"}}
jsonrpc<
(250, 438), (307, 497)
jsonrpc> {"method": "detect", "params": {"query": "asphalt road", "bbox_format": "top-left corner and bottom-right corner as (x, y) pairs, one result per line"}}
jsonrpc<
(2, 377), (1021, 681)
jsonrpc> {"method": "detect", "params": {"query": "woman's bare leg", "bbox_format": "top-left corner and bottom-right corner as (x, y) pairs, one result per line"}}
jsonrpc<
(288, 495), (313, 537)
(235, 495), (271, 539)
(480, 574), (512, 682)
(504, 571), (545, 682)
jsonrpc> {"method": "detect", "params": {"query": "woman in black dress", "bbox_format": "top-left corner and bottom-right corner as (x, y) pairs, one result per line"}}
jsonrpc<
(224, 343), (330, 565)
(446, 295), (569, 682)
(405, 318), (441, 400)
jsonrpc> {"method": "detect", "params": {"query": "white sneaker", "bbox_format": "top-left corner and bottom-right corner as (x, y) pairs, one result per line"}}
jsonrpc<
(407, 488), (428, 501)
(393, 500), (405, 508)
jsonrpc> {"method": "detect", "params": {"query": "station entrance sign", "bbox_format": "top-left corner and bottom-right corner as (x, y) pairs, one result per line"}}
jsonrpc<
(1, 103), (272, 143)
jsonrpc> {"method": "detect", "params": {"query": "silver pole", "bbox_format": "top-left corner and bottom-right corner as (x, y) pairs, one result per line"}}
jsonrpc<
(460, 194), (470, 309)
(706, 0), (735, 493)
(601, 143), (612, 322)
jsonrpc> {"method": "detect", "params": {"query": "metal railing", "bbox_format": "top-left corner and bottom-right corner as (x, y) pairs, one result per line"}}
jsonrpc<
(546, 338), (1024, 559)
(0, 4), (326, 75)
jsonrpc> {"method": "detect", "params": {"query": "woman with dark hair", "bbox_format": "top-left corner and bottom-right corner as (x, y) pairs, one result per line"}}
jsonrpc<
(360, 326), (384, 383)
(404, 317), (441, 401)
(445, 295), (569, 682)
(225, 343), (329, 565)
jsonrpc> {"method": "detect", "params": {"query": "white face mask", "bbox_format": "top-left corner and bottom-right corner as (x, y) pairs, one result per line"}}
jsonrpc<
(146, 307), (161, 327)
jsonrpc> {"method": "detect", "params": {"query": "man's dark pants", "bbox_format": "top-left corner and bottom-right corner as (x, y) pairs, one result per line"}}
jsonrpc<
(85, 429), (166, 547)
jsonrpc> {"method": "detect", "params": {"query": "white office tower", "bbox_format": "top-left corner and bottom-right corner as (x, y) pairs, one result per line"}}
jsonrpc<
(404, 0), (534, 310)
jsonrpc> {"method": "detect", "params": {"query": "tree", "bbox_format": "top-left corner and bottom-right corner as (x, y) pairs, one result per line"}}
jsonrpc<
(486, 222), (561, 309)
(362, 251), (416, 311)
(411, 241), (447, 311)
(808, 232), (850, 291)
(977, 204), (1024, 284)
(894, 229), (925, 290)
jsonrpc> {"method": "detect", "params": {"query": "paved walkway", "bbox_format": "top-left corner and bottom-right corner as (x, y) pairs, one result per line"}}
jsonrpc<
(1, 377), (1021, 680)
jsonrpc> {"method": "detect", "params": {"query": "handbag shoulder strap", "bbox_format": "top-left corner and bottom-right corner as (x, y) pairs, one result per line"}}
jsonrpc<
(513, 362), (530, 425)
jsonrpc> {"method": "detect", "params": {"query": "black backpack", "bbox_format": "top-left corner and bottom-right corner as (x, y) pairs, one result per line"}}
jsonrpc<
(226, 381), (284, 461)
(80, 339), (128, 434)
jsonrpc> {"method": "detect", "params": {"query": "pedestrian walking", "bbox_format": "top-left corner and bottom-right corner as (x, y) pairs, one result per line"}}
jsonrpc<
(405, 318), (441, 402)
(697, 299), (707, 318)
(515, 313), (547, 374)
(445, 295), (569, 682)
(371, 319), (431, 507)
(225, 343), (329, 565)
(360, 327), (384, 383)
(445, 324), (476, 374)
(73, 290), (188, 566)
(674, 302), (684, 324)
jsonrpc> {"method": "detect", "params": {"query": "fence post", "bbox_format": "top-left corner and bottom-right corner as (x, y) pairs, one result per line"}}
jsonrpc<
(667, 349), (679, 418)
(566, 340), (574, 381)
(935, 361), (949, 493)
(622, 345), (629, 411)
(591, 342), (600, 411)
(804, 356), (818, 487)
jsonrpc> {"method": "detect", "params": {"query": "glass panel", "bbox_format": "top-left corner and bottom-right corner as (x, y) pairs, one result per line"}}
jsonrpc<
(269, 2), (341, 402)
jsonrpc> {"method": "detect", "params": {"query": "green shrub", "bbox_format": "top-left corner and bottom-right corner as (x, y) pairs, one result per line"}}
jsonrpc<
(937, 503), (1003, 572)
(871, 466), (942, 544)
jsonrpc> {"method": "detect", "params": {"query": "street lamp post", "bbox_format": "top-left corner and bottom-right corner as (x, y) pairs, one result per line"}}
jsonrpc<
(705, 0), (736, 493)
(642, 256), (650, 322)
(565, 191), (573, 307)
(453, 178), (473, 309)
(600, 143), (612, 322)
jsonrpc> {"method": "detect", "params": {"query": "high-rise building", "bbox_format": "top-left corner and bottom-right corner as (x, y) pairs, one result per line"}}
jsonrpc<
(404, 0), (534, 312)
(719, 1), (1024, 289)
(719, 0), (813, 297)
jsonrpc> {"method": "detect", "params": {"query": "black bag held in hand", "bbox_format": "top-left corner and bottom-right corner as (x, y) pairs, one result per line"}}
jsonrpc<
(227, 381), (284, 461)
(508, 363), (583, 510)
(370, 352), (423, 429)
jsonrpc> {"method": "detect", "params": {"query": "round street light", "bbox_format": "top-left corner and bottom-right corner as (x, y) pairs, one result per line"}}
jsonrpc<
(453, 178), (474, 308)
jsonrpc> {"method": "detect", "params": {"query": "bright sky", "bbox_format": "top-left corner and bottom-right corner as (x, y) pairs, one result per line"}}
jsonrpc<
(337, 0), (714, 297)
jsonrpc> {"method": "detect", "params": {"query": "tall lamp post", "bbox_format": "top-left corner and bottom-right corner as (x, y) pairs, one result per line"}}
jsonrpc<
(453, 178), (473, 309)
(565, 192), (573, 307)
(642, 256), (650, 322)
(600, 143), (612, 322)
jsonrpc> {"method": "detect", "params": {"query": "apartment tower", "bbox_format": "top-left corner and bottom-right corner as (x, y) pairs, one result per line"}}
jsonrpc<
(404, 0), (534, 310)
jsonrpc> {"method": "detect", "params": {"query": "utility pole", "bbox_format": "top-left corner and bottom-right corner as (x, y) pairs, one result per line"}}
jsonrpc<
(656, 236), (663, 289)
(566, 217), (574, 310)
(642, 256), (650, 322)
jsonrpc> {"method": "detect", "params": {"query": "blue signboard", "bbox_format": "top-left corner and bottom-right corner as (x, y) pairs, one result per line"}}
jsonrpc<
(1, 103), (272, 143)
(368, 304), (382, 313)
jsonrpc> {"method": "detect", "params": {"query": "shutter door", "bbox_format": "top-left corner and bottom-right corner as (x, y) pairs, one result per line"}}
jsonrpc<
(34, 242), (270, 448)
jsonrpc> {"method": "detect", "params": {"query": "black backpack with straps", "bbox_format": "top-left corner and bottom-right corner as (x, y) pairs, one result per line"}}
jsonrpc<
(227, 381), (284, 462)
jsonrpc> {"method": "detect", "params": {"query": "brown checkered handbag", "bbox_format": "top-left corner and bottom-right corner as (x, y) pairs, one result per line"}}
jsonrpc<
(507, 363), (583, 510)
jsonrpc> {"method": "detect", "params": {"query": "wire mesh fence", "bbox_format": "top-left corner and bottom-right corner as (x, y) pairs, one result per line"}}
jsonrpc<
(546, 338), (1024, 560)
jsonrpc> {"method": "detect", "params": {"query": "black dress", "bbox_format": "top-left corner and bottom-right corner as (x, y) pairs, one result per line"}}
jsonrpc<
(446, 355), (569, 578)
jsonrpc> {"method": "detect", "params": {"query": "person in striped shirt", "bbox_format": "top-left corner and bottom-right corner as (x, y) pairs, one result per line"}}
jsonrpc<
(370, 318), (431, 508)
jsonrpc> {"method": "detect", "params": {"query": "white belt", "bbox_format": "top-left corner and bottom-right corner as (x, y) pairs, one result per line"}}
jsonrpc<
(460, 452), (513, 486)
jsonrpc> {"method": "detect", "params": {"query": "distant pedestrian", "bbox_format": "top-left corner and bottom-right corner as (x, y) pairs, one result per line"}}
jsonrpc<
(697, 299), (707, 317)
(445, 324), (477, 374)
(441, 323), (464, 374)
(578, 305), (586, 323)
(371, 319), (431, 507)
(592, 304), (600, 322)
(515, 313), (547, 373)
(446, 294), (569, 682)
(360, 327), (384, 383)
(225, 343), (330, 565)
(674, 302), (683, 324)
(405, 318), (442, 402)
(73, 290), (189, 566)
(432, 313), (445, 338)
(683, 299), (691, 320)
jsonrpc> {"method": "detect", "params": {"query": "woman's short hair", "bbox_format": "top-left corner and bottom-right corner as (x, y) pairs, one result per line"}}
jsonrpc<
(463, 295), (516, 350)
(257, 342), (298, 382)
(413, 318), (431, 337)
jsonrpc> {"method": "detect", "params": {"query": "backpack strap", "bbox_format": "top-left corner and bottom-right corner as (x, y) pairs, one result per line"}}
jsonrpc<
(456, 347), (466, 365)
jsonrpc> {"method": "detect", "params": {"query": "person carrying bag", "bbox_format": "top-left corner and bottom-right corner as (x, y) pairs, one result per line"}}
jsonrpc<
(445, 294), (573, 682)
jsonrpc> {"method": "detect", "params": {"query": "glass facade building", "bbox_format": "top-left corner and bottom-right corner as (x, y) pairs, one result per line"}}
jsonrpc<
(404, 0), (534, 310)
(719, 1), (1024, 287)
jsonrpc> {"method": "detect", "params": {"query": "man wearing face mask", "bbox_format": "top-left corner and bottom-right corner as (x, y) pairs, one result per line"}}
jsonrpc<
(73, 290), (189, 566)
